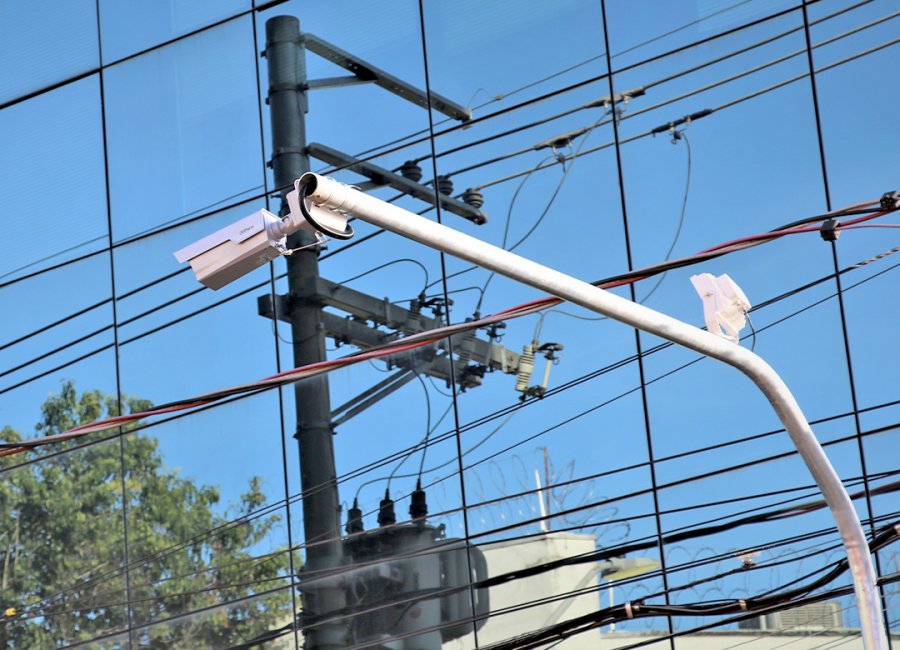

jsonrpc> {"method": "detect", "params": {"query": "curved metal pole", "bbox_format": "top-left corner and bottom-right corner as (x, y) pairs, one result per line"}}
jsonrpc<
(299, 172), (886, 650)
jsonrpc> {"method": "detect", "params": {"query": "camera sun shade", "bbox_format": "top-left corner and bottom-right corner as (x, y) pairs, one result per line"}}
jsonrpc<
(173, 178), (352, 291)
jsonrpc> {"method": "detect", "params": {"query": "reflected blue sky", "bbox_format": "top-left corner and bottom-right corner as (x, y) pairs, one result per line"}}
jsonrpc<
(0, 0), (898, 642)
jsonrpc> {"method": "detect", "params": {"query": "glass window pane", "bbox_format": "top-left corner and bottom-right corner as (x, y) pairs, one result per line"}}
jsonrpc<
(809, 0), (900, 414)
(123, 395), (295, 642)
(0, 440), (128, 648)
(99, 0), (250, 62)
(104, 17), (264, 242)
(0, 0), (98, 104)
(0, 76), (108, 283)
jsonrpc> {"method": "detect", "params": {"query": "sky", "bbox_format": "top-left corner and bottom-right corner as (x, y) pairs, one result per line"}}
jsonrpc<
(0, 0), (898, 639)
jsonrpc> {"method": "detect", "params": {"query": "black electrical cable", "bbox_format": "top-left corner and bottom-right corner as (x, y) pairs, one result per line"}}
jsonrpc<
(602, 573), (900, 650)
(0, 184), (265, 294)
(5, 247), (898, 615)
(376, 372), (434, 492)
(522, 123), (692, 330)
(148, 508), (894, 650)
(267, 516), (900, 650)
(19, 465), (850, 626)
(317, 0), (813, 177)
(5, 239), (897, 538)
(471, 537), (847, 637)
(478, 523), (900, 650)
(338, 257), (430, 295)
(474, 26), (900, 192)
(475, 150), (565, 309)
(0, 297), (110, 352)
(2, 3), (886, 364)
(395, 1), (881, 186)
(27, 458), (900, 633)
(0, 0), (873, 303)
(468, 477), (900, 599)
(33, 420), (897, 632)
(13, 157), (886, 438)
(0, 0), (289, 113)
(59, 474), (900, 631)
(4, 236), (897, 483)
(308, 425), (900, 596)
(246, 528), (848, 650)
(639, 130), (692, 303)
(233, 518), (900, 650)
(356, 0), (760, 163)
(440, 423), (895, 548)
(354, 409), (518, 500)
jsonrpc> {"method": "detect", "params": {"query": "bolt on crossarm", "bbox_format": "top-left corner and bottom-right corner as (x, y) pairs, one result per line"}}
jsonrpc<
(296, 172), (887, 650)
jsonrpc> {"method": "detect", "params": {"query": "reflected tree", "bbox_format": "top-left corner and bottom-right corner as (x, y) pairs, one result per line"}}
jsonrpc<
(0, 381), (293, 648)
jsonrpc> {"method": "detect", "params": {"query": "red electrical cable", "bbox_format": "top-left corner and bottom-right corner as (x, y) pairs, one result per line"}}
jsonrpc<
(1, 202), (894, 457)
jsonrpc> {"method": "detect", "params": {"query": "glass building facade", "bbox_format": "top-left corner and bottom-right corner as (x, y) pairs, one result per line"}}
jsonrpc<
(0, 1), (898, 648)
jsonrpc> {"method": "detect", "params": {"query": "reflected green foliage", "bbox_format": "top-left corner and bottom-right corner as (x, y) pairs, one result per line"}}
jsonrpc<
(0, 382), (293, 648)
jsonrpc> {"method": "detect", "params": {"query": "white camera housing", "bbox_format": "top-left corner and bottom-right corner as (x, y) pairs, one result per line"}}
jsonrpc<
(174, 179), (352, 290)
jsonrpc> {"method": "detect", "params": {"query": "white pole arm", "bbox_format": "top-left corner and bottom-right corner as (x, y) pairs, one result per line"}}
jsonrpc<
(298, 172), (885, 650)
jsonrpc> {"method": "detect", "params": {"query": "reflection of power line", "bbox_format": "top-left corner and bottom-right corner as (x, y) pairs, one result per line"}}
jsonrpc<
(3, 239), (896, 624)
(0, 203), (883, 452)
(479, 523), (900, 650)
(352, 0), (759, 159)
(0, 0), (878, 296)
(0, 184), (264, 291)
(3, 234), (898, 470)
(31, 428), (900, 627)
(334, 1), (823, 171)
(234, 521), (900, 650)
(0, 0), (887, 343)
(477, 26), (900, 190)
(429, 2), (886, 180)
(26, 481), (898, 646)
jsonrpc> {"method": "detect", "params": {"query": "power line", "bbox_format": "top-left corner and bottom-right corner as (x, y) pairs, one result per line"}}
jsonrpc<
(3, 243), (896, 644)
(3, 198), (891, 449)
(637, 130), (692, 303)
(205, 526), (871, 650)
(0, 186), (266, 293)
(322, 0), (813, 176)
(475, 22), (900, 191)
(3, 243), (896, 584)
(26, 417), (900, 629)
(233, 517), (900, 650)
(3, 5), (896, 644)
(0, 1), (884, 354)
(0, 0), (871, 302)
(477, 523), (900, 650)
(349, 0), (761, 161)
(2, 230), (897, 513)
(421, 1), (878, 181)
(24, 473), (897, 643)
(605, 573), (900, 650)
(2, 225), (897, 620)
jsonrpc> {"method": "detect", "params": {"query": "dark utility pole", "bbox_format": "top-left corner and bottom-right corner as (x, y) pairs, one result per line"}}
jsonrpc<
(265, 16), (346, 650)
(264, 15), (494, 648)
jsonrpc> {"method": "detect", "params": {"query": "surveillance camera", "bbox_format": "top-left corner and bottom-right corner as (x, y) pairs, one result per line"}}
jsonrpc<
(174, 178), (353, 290)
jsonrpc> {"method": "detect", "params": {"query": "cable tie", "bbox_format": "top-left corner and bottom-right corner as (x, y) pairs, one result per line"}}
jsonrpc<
(624, 602), (634, 619)
(281, 234), (330, 256)
(819, 218), (840, 242)
(739, 599), (748, 612)
(880, 190), (900, 211)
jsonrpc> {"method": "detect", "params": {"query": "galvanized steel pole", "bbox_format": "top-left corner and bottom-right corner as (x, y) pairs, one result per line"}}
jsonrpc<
(298, 171), (886, 650)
